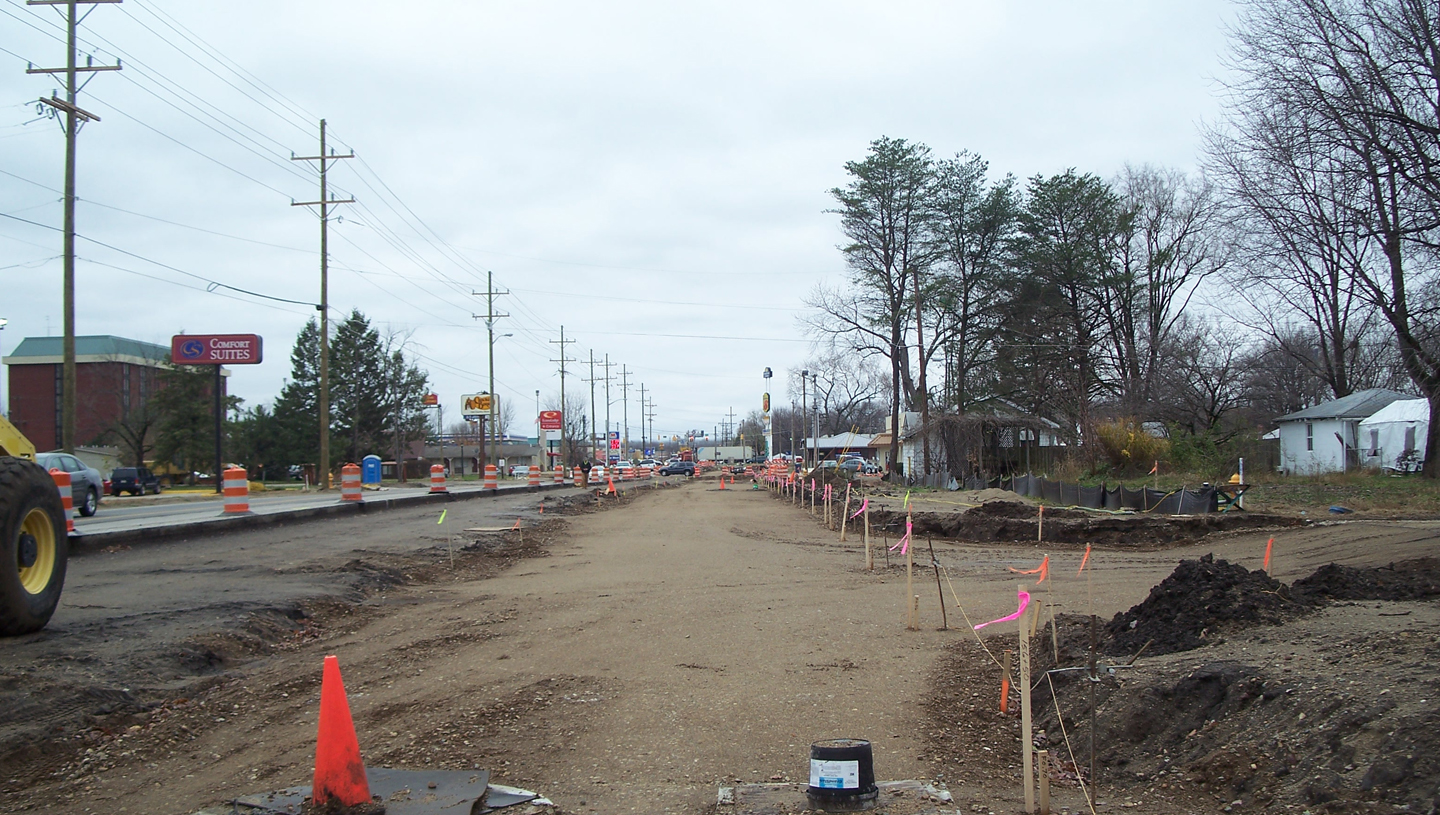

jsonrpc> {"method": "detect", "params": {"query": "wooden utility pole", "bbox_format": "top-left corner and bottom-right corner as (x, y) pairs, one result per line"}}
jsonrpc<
(620, 365), (631, 459)
(27, 0), (122, 452)
(549, 326), (574, 466)
(638, 383), (646, 456)
(601, 354), (617, 463)
(291, 119), (353, 488)
(472, 272), (509, 468)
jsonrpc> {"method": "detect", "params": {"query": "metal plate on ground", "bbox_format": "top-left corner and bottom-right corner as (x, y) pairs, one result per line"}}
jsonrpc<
(224, 768), (498, 814)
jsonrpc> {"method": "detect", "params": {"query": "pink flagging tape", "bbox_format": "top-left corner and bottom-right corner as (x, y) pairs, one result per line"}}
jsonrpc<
(849, 498), (869, 520)
(889, 516), (912, 555)
(974, 587), (1032, 630)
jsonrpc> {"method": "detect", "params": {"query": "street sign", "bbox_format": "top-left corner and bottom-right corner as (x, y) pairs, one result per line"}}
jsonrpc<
(763, 392), (770, 411)
(170, 334), (263, 365)
(422, 393), (439, 406)
(461, 393), (492, 419)
(608, 431), (620, 440)
(539, 410), (562, 430)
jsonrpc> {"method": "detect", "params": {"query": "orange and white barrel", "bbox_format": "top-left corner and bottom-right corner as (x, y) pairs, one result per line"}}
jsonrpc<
(554, 467), (564, 485)
(589, 465), (603, 485)
(528, 465), (541, 487)
(430, 464), (447, 494)
(484, 464), (498, 490)
(639, 466), (650, 478)
(574, 467), (585, 488)
(223, 466), (252, 513)
(48, 469), (75, 534)
(340, 463), (362, 503)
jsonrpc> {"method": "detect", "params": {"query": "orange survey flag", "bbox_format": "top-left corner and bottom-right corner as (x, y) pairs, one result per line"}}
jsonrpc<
(1008, 555), (1050, 584)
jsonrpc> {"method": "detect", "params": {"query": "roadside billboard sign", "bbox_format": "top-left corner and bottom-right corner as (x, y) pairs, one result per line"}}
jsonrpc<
(461, 393), (492, 419)
(539, 410), (562, 430)
(170, 334), (263, 365)
(422, 393), (439, 406)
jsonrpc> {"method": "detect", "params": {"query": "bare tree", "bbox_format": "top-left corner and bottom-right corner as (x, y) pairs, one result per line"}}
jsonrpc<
(1104, 165), (1228, 413)
(1219, 0), (1440, 476)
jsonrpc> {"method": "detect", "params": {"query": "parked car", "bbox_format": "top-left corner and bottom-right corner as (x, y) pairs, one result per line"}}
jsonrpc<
(659, 461), (695, 476)
(863, 461), (881, 475)
(34, 451), (103, 516)
(110, 466), (162, 496)
(839, 458), (862, 473)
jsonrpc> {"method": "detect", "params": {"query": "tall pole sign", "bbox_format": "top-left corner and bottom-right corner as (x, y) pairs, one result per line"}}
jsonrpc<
(171, 334), (263, 492)
(762, 367), (773, 460)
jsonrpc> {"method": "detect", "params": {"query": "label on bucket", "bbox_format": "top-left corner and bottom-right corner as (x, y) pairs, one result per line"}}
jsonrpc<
(809, 759), (860, 789)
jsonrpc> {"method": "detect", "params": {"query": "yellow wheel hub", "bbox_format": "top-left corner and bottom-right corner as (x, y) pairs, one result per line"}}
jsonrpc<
(17, 506), (57, 595)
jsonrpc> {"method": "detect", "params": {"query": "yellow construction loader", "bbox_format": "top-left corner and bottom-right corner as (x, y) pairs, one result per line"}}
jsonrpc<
(0, 415), (68, 635)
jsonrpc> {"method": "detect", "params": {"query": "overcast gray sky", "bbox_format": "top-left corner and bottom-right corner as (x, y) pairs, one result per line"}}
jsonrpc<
(1, 0), (1237, 444)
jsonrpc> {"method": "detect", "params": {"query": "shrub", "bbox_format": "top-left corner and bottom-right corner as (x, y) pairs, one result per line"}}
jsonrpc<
(1094, 418), (1170, 474)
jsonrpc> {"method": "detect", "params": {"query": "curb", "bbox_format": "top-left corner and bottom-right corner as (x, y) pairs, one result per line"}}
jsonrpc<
(71, 481), (578, 552)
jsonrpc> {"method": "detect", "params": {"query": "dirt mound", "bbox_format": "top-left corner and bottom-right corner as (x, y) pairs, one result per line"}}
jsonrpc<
(1105, 555), (1319, 657)
(1292, 557), (1440, 601)
(866, 506), (1305, 547)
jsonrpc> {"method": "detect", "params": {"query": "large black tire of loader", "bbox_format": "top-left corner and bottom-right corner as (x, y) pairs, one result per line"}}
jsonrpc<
(0, 457), (68, 635)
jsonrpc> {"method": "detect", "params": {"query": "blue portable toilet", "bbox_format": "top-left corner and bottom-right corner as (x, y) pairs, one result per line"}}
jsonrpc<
(362, 455), (382, 485)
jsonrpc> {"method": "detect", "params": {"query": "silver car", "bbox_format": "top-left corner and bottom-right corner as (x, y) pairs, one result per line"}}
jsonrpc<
(35, 452), (103, 516)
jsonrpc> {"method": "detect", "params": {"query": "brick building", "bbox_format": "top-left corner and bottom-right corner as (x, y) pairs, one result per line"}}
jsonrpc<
(3, 335), (178, 452)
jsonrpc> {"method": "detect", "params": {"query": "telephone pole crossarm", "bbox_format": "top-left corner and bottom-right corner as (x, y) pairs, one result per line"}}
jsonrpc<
(35, 95), (100, 121)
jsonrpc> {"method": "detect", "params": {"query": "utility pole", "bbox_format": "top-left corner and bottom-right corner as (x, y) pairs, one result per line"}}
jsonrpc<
(27, 0), (121, 452)
(646, 399), (657, 456)
(291, 120), (354, 487)
(472, 272), (509, 468)
(549, 325), (575, 466)
(586, 350), (598, 464)
(601, 354), (616, 463)
(726, 406), (737, 446)
(620, 365), (631, 461)
(638, 384), (646, 456)
(800, 371), (809, 470)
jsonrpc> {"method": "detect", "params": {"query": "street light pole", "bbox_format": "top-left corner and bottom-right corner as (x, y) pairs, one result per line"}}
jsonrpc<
(800, 370), (808, 470)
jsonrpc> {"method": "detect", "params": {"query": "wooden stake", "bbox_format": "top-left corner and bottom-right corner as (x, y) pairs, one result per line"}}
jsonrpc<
(864, 499), (872, 570)
(839, 483), (851, 542)
(1020, 598), (1035, 813)
(1037, 504), (1043, 542)
(905, 511), (917, 630)
(928, 537), (946, 629)
(1038, 749), (1050, 815)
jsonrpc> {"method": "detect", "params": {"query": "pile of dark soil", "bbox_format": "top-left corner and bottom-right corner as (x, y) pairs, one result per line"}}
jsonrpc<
(1292, 557), (1440, 601)
(1105, 554), (1319, 657)
(928, 555), (1440, 814)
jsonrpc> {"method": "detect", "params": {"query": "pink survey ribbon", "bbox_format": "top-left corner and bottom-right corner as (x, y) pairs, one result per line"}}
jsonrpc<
(811, 478), (816, 493)
(849, 498), (869, 519)
(889, 516), (912, 555)
(973, 587), (1032, 630)
(824, 484), (832, 501)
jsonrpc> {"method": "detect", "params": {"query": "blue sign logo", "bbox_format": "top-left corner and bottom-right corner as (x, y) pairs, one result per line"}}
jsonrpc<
(179, 339), (204, 360)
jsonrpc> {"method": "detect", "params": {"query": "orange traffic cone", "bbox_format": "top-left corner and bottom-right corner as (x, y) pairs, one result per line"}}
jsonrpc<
(606, 477), (617, 495)
(719, 476), (727, 490)
(313, 655), (371, 807)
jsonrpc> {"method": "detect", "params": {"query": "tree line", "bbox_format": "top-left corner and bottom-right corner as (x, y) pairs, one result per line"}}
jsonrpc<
(808, 0), (1439, 479)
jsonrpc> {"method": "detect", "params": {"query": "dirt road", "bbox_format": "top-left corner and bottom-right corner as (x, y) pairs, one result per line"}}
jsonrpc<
(1, 478), (1435, 814)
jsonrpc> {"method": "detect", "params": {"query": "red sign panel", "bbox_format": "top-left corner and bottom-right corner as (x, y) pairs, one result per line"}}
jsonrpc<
(422, 393), (439, 406)
(539, 410), (562, 430)
(171, 334), (263, 365)
(609, 439), (621, 450)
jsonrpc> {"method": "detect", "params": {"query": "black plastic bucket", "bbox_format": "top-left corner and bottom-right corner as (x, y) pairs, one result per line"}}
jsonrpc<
(806, 738), (878, 811)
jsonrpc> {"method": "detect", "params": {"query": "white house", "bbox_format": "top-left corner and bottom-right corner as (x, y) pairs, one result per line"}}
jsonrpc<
(1275, 389), (1413, 474)
(1358, 398), (1430, 472)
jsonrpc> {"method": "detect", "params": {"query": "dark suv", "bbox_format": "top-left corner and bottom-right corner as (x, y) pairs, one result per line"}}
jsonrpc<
(110, 466), (162, 496)
(659, 461), (695, 476)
